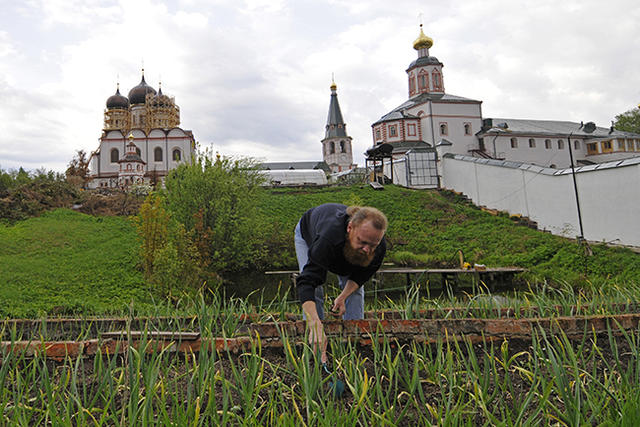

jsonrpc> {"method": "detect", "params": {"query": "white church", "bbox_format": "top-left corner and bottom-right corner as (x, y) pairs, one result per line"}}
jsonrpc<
(87, 70), (196, 189)
(371, 25), (640, 175)
(368, 25), (640, 246)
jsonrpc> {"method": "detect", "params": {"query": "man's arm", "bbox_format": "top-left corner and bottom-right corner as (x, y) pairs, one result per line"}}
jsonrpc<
(301, 300), (327, 363)
(330, 280), (359, 316)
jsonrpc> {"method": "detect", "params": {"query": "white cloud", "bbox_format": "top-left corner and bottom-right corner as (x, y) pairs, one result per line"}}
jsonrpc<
(0, 0), (639, 171)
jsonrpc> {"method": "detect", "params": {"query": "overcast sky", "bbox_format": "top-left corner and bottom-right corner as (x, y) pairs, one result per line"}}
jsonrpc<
(1, 0), (639, 172)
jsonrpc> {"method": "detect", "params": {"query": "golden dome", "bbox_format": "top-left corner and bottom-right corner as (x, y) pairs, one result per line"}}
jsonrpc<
(413, 25), (433, 50)
(330, 81), (337, 91)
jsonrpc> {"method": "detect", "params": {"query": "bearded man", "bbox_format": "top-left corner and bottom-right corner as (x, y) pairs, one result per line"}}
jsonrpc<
(294, 203), (387, 362)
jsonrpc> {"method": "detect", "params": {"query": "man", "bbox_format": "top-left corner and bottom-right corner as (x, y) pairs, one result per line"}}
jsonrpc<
(294, 203), (387, 362)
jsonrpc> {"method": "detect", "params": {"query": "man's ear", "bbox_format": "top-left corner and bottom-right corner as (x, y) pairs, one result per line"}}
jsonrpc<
(346, 221), (352, 233)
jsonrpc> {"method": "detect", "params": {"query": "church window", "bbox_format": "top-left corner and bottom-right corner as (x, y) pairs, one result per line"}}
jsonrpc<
(464, 123), (471, 135)
(432, 70), (442, 90)
(601, 140), (612, 152)
(545, 139), (552, 149)
(587, 143), (598, 154)
(389, 125), (397, 137)
(557, 140), (564, 149)
(528, 138), (536, 148)
(418, 70), (428, 92)
(110, 148), (119, 163)
(439, 123), (448, 136)
(617, 139), (626, 150)
(172, 149), (182, 161)
(408, 124), (416, 136)
(154, 147), (163, 162)
(135, 147), (141, 156)
(510, 138), (518, 148)
(408, 74), (415, 93)
(375, 129), (381, 140)
(330, 142), (335, 154)
(574, 140), (580, 150)
(127, 164), (132, 171)
(340, 141), (346, 153)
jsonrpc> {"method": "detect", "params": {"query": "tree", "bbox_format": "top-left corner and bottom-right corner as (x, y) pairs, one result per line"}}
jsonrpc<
(162, 151), (266, 273)
(65, 150), (90, 188)
(613, 107), (640, 134)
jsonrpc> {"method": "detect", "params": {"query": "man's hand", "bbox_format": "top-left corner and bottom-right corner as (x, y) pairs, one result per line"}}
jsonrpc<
(307, 319), (327, 363)
(302, 300), (327, 363)
(331, 296), (346, 317)
(331, 280), (360, 318)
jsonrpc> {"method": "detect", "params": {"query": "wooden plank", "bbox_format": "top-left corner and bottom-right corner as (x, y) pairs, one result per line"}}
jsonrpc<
(377, 268), (526, 274)
(369, 181), (384, 190)
(102, 331), (201, 341)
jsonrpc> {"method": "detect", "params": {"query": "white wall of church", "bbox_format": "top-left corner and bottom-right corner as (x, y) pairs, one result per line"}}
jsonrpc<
(441, 156), (640, 247)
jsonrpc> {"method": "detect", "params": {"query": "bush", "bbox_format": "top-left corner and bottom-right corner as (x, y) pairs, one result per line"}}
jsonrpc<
(0, 168), (81, 222)
(162, 152), (266, 273)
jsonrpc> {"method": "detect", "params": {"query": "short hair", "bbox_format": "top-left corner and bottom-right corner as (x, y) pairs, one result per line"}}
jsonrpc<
(346, 206), (388, 232)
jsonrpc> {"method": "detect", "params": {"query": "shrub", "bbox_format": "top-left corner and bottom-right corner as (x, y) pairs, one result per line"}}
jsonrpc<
(162, 152), (266, 273)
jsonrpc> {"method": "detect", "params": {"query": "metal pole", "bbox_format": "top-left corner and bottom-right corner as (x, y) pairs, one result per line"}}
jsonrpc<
(567, 132), (585, 240)
(492, 133), (498, 158)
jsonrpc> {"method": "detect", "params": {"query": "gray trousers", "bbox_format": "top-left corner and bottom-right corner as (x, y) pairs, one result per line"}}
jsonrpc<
(294, 222), (364, 320)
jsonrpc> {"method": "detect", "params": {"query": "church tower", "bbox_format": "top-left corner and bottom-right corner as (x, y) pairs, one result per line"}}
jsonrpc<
(406, 24), (445, 98)
(321, 80), (354, 172)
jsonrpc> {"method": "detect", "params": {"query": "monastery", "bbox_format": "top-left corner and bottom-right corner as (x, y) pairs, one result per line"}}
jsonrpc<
(87, 71), (195, 188)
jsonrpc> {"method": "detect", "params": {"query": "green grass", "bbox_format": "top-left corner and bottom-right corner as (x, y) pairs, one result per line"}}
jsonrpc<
(0, 209), (151, 317)
(2, 184), (640, 318)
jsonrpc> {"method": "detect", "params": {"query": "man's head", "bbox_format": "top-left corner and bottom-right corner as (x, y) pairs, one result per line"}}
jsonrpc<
(343, 206), (387, 267)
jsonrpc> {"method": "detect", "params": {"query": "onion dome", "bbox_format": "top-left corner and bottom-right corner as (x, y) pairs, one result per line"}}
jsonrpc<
(106, 84), (129, 109)
(413, 24), (433, 50)
(128, 70), (156, 105)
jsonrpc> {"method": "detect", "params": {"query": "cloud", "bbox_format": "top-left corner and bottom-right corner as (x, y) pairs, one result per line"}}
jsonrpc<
(1, 0), (639, 172)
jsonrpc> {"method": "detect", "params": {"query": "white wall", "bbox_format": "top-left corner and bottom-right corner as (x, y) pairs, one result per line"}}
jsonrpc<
(441, 155), (640, 246)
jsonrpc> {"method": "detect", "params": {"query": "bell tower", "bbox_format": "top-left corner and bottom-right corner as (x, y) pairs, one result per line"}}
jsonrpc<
(321, 79), (354, 172)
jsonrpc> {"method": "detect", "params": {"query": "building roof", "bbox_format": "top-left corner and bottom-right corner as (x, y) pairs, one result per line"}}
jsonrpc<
(260, 169), (327, 186)
(324, 84), (348, 139)
(480, 118), (640, 139)
(258, 161), (330, 173)
(444, 153), (640, 175)
(374, 92), (481, 125)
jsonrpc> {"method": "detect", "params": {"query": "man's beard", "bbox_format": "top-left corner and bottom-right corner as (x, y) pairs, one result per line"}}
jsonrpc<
(343, 239), (375, 267)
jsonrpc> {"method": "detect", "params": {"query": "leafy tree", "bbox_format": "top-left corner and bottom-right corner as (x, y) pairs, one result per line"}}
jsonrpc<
(613, 106), (640, 134)
(65, 149), (90, 188)
(161, 151), (266, 273)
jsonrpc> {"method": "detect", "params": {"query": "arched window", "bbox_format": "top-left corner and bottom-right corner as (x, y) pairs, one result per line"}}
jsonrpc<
(330, 142), (335, 154)
(408, 73), (415, 94)
(172, 149), (181, 161)
(418, 70), (429, 91)
(529, 138), (536, 148)
(135, 147), (141, 156)
(557, 140), (564, 149)
(340, 141), (346, 153)
(432, 70), (442, 90)
(110, 148), (119, 163)
(154, 147), (163, 162)
(439, 123), (448, 136)
(545, 139), (552, 149)
(126, 164), (132, 171)
(510, 138), (518, 148)
(464, 123), (471, 135)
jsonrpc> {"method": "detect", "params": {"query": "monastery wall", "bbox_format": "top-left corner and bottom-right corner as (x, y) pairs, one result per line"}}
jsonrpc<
(440, 155), (640, 247)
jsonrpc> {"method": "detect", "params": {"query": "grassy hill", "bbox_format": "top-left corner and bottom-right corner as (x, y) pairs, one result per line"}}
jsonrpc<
(1, 185), (639, 318)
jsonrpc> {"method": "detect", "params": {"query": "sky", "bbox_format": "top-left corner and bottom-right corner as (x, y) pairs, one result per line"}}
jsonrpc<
(1, 0), (639, 172)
